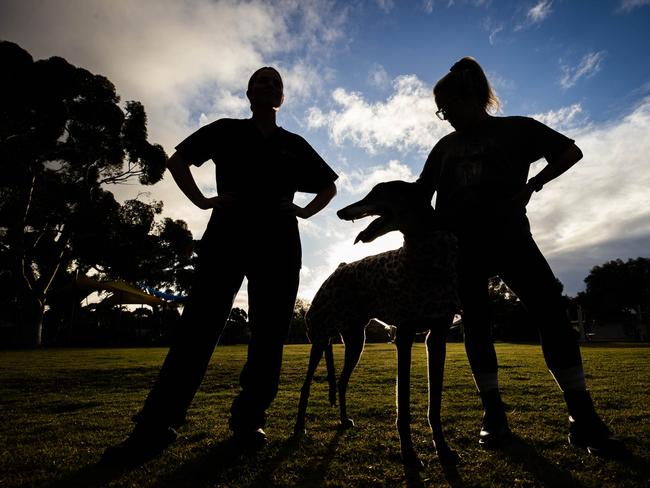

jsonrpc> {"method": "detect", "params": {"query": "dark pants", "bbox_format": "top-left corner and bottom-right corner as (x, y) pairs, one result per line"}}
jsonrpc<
(137, 217), (301, 432)
(458, 227), (581, 376)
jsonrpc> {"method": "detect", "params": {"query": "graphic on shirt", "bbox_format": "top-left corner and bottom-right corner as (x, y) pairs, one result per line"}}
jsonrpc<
(442, 138), (502, 201)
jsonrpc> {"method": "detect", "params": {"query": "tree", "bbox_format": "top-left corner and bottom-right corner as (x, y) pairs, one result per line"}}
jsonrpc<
(486, 277), (569, 342)
(287, 299), (310, 343)
(487, 277), (534, 341)
(578, 257), (650, 328)
(0, 41), (167, 347)
(220, 308), (250, 344)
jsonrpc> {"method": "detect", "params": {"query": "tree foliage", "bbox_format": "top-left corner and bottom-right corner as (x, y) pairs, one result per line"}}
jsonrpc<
(578, 257), (650, 323)
(0, 41), (181, 346)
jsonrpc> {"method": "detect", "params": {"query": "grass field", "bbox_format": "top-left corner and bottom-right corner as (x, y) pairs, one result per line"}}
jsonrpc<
(1, 343), (649, 487)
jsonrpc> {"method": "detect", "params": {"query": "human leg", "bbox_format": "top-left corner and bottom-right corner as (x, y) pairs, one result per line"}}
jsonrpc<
(458, 246), (510, 447)
(136, 261), (244, 428)
(500, 233), (625, 456)
(228, 261), (300, 441)
(102, 243), (245, 464)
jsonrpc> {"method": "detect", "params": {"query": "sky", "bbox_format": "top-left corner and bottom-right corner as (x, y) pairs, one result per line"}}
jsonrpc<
(2, 0), (650, 307)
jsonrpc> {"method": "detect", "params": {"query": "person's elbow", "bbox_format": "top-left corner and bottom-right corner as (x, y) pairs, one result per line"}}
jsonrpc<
(570, 143), (583, 164)
(550, 143), (583, 169)
(327, 181), (337, 198)
(166, 151), (191, 171)
(321, 181), (337, 201)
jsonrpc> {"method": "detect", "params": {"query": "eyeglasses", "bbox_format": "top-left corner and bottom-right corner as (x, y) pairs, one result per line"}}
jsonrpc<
(435, 108), (447, 121)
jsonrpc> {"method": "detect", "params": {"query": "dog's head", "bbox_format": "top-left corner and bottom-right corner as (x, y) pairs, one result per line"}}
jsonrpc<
(337, 180), (433, 244)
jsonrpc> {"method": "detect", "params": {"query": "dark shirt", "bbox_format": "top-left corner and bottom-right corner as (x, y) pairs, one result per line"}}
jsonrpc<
(175, 118), (338, 226)
(417, 115), (573, 234)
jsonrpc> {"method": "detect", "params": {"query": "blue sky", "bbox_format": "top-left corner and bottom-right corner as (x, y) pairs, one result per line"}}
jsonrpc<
(2, 0), (650, 304)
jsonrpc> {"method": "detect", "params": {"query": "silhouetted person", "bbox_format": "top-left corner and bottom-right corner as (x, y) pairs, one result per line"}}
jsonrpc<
(417, 57), (625, 456)
(103, 67), (337, 464)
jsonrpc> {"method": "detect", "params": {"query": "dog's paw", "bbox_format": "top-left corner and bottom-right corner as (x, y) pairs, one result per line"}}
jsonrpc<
(293, 424), (307, 438)
(401, 451), (424, 471)
(436, 446), (460, 465)
(339, 418), (355, 429)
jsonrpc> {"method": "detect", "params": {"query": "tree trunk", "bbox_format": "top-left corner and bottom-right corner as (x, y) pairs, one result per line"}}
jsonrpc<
(16, 291), (44, 348)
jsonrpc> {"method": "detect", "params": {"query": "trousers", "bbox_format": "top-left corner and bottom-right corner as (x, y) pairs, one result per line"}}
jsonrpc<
(457, 226), (582, 375)
(137, 217), (301, 431)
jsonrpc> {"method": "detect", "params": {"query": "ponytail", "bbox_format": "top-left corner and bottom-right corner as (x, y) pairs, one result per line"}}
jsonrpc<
(434, 56), (500, 113)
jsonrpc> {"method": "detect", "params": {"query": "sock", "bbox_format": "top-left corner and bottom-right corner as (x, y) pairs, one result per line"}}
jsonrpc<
(550, 364), (587, 392)
(472, 371), (499, 393)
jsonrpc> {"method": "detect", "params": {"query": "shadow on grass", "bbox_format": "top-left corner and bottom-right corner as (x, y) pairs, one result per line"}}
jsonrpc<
(498, 434), (583, 487)
(401, 456), (464, 488)
(47, 461), (132, 488)
(46, 436), (300, 488)
(292, 428), (345, 487)
(159, 435), (302, 487)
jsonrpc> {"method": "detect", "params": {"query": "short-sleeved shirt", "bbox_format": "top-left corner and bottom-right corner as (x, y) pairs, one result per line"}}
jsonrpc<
(417, 115), (574, 234)
(175, 118), (338, 227)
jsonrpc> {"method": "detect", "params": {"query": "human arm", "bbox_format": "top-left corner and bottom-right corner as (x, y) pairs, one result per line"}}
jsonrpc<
(512, 141), (583, 207)
(166, 151), (234, 210)
(291, 182), (337, 219)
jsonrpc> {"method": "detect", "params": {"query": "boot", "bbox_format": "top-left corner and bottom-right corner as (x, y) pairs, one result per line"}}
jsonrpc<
(564, 390), (627, 457)
(232, 427), (268, 452)
(478, 389), (511, 448)
(100, 422), (177, 466)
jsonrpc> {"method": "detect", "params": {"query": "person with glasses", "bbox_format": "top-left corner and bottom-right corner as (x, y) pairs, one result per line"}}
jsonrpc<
(417, 56), (625, 457)
(103, 67), (338, 464)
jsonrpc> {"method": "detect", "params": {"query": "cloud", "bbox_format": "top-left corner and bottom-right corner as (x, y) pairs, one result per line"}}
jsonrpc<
(481, 16), (506, 45)
(527, 0), (553, 23)
(375, 0), (396, 13)
(514, 0), (553, 31)
(0, 0), (346, 152)
(526, 96), (650, 292)
(560, 51), (606, 89)
(446, 0), (492, 7)
(368, 63), (391, 89)
(307, 74), (451, 154)
(338, 159), (416, 195)
(529, 103), (586, 131)
(488, 25), (505, 45)
(618, 0), (650, 12)
(423, 0), (435, 13)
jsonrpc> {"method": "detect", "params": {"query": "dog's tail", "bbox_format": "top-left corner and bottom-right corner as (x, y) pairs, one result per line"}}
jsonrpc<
(325, 341), (337, 406)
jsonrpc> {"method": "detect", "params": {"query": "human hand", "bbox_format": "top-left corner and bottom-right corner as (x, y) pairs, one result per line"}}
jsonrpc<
(197, 193), (240, 210)
(279, 199), (311, 219)
(510, 184), (534, 207)
(293, 205), (311, 219)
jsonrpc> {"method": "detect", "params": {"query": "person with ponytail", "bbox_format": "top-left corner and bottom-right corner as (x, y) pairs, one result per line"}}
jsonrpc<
(418, 57), (625, 456)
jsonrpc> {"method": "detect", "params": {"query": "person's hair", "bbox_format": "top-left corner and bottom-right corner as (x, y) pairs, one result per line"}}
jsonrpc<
(247, 66), (283, 92)
(433, 57), (500, 113)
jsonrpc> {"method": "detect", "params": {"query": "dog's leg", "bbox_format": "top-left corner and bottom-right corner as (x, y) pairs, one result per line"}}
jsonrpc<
(395, 327), (422, 469)
(426, 320), (458, 464)
(294, 342), (327, 436)
(338, 328), (365, 429)
(325, 342), (337, 406)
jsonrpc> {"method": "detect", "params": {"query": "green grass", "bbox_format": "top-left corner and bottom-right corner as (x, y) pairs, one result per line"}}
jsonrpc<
(1, 343), (648, 487)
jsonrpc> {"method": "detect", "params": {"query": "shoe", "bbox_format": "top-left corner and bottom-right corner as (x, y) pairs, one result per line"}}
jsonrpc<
(478, 390), (511, 449)
(232, 428), (268, 452)
(100, 423), (177, 466)
(568, 416), (627, 457)
(564, 390), (627, 458)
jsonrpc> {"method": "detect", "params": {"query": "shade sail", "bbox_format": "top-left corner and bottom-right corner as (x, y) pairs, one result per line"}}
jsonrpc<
(74, 276), (166, 306)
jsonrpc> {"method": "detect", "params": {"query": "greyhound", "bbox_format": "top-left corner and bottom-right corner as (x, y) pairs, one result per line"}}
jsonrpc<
(294, 180), (459, 467)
